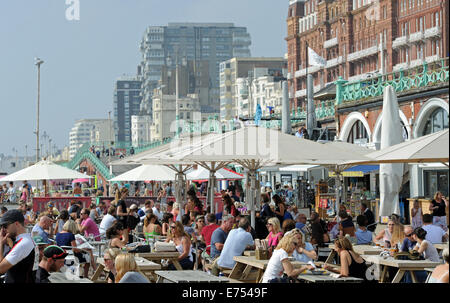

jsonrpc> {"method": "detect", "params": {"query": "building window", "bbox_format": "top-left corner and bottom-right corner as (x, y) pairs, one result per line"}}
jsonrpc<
(424, 170), (448, 197)
(347, 120), (369, 144)
(422, 107), (449, 136)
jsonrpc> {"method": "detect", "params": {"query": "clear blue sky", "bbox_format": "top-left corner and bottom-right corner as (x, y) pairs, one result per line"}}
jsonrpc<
(0, 0), (287, 156)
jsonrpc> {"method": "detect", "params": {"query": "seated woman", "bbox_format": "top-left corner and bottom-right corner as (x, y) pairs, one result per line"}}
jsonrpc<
(166, 221), (194, 270)
(375, 219), (395, 247)
(390, 222), (405, 252)
(106, 221), (129, 251)
(323, 236), (369, 281)
(428, 248), (449, 283)
(262, 232), (314, 283)
(103, 248), (121, 283)
(55, 220), (95, 278)
(412, 227), (440, 262)
(338, 210), (356, 238)
(115, 253), (149, 283)
(287, 229), (317, 263)
(161, 213), (174, 236)
(265, 217), (283, 255)
(143, 213), (162, 242)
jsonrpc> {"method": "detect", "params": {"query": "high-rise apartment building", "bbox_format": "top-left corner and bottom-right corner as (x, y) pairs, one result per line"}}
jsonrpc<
(286, 0), (448, 110)
(139, 23), (251, 116)
(113, 76), (143, 142)
(219, 57), (287, 120)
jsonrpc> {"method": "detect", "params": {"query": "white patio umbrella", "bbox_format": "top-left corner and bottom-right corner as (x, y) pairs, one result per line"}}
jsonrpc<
(186, 166), (244, 181)
(379, 85), (404, 217)
(143, 126), (372, 227)
(347, 128), (449, 166)
(0, 160), (92, 196)
(0, 160), (91, 181)
(109, 165), (177, 182)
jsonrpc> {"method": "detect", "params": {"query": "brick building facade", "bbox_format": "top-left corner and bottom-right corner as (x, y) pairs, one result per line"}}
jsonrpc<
(286, 0), (448, 111)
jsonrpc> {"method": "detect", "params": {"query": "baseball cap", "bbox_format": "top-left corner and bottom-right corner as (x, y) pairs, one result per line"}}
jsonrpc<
(43, 245), (68, 260)
(130, 204), (138, 210)
(0, 209), (25, 227)
(33, 236), (48, 246)
(47, 201), (54, 208)
(222, 214), (234, 221)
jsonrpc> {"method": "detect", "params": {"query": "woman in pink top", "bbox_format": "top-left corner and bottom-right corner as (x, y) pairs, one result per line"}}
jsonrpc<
(266, 217), (283, 254)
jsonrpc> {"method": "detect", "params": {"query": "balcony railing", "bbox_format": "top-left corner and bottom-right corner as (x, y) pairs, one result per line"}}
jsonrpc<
(347, 45), (378, 62)
(410, 58), (425, 68)
(315, 101), (336, 120)
(336, 57), (449, 104)
(425, 54), (440, 64)
(424, 26), (441, 39)
(295, 89), (306, 98)
(324, 37), (338, 49)
(295, 65), (320, 78)
(326, 56), (343, 68)
(392, 35), (409, 49)
(393, 62), (409, 72)
(409, 31), (425, 43)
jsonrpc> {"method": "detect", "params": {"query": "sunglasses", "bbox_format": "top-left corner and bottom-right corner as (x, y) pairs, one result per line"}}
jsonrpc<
(293, 242), (299, 246)
(266, 223), (273, 226)
(406, 233), (413, 237)
(170, 225), (176, 228)
(197, 220), (205, 223)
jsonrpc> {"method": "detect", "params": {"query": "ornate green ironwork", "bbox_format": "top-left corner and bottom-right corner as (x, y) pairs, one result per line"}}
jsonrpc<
(315, 100), (335, 119)
(336, 58), (449, 104)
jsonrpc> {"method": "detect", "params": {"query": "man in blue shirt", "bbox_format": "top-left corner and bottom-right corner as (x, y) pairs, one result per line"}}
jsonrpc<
(31, 216), (53, 244)
(400, 225), (417, 252)
(355, 215), (373, 245)
(211, 217), (254, 276)
(210, 215), (235, 260)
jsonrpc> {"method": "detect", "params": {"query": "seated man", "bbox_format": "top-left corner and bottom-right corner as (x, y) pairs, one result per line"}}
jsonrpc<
(401, 225), (417, 252)
(211, 217), (254, 276)
(32, 216), (54, 244)
(209, 215), (235, 262)
(355, 215), (373, 245)
(422, 214), (448, 244)
(35, 245), (68, 283)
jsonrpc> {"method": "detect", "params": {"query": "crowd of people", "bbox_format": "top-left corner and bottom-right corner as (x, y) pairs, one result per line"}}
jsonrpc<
(0, 176), (448, 283)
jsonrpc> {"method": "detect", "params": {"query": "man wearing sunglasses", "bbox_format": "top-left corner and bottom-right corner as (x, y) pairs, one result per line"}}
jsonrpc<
(0, 209), (39, 283)
(400, 225), (417, 252)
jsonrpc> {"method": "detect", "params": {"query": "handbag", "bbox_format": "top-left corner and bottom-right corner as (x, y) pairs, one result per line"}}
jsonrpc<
(129, 244), (151, 253)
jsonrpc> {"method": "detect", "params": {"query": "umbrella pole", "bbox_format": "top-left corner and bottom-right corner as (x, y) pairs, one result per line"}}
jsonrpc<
(249, 169), (257, 229)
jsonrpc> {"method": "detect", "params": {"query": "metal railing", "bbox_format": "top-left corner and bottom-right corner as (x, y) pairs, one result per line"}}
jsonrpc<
(336, 57), (449, 104)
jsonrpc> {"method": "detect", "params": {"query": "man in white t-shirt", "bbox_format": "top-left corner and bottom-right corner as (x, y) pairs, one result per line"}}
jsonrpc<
(213, 217), (254, 274)
(99, 206), (117, 235)
(0, 210), (39, 283)
(422, 214), (448, 244)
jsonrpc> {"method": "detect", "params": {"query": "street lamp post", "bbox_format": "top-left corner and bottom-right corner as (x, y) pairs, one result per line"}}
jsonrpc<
(35, 57), (44, 163)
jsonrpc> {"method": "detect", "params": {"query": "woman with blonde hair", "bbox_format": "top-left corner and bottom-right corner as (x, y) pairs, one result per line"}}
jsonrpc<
(55, 220), (94, 278)
(103, 248), (121, 283)
(166, 221), (194, 270)
(114, 253), (149, 283)
(390, 223), (405, 251)
(323, 236), (368, 280)
(265, 217), (283, 253)
(262, 233), (314, 283)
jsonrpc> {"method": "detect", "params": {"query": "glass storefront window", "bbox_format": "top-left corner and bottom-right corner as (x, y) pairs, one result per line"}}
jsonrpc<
(424, 170), (448, 198)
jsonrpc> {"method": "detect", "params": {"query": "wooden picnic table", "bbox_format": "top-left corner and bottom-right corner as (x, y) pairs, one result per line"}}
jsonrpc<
(433, 243), (448, 252)
(228, 255), (309, 283)
(154, 270), (230, 283)
(49, 272), (93, 283)
(297, 271), (363, 283)
(362, 255), (441, 283)
(134, 251), (183, 270)
(94, 256), (161, 282)
(243, 250), (255, 256)
(326, 244), (383, 264)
